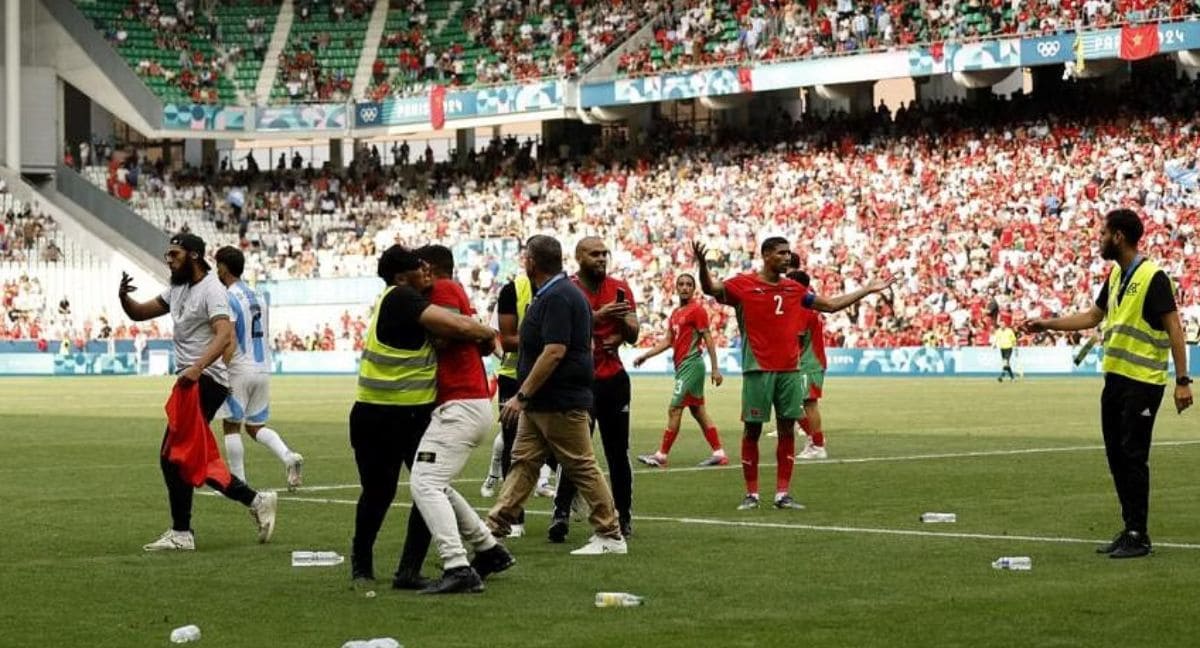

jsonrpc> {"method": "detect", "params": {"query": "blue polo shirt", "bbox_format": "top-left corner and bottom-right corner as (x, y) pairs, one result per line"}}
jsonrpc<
(517, 273), (594, 411)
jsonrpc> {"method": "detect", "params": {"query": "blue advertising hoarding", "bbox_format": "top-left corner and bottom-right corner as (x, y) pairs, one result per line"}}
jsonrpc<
(355, 81), (563, 128)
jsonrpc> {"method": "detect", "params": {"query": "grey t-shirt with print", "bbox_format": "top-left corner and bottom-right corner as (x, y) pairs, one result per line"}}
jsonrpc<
(160, 272), (231, 386)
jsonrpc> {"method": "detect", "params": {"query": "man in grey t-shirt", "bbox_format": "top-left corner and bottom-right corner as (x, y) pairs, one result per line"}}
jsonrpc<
(119, 233), (279, 552)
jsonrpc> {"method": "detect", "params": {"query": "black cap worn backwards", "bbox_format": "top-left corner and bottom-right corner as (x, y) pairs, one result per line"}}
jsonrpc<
(169, 232), (211, 270)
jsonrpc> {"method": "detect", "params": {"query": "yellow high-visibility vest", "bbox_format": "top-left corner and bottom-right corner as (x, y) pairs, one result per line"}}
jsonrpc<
(356, 286), (437, 405)
(1101, 260), (1171, 385)
(497, 275), (532, 380)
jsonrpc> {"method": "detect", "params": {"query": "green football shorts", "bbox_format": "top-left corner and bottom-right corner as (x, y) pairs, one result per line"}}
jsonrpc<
(741, 370), (806, 423)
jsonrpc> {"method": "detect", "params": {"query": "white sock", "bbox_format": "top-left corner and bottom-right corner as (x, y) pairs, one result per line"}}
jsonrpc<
(713, 448), (726, 458)
(254, 427), (292, 464)
(224, 434), (246, 481)
(537, 463), (552, 486)
(488, 432), (504, 477)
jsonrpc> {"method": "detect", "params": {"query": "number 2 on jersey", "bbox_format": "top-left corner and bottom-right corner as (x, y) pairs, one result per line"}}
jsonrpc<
(773, 294), (784, 315)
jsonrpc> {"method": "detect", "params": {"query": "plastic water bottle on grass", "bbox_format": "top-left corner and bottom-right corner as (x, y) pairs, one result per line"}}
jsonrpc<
(169, 624), (201, 643)
(920, 512), (957, 523)
(595, 592), (644, 607)
(292, 550), (345, 566)
(991, 556), (1032, 571)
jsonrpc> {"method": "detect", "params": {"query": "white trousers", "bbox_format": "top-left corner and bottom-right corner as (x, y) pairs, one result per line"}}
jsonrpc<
(410, 399), (495, 570)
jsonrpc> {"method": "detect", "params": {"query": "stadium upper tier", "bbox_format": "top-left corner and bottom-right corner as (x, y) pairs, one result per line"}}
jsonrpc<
(81, 72), (1200, 350)
(77, 0), (282, 105)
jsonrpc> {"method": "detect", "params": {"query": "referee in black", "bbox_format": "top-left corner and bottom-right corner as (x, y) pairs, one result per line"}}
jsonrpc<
(1025, 209), (1193, 558)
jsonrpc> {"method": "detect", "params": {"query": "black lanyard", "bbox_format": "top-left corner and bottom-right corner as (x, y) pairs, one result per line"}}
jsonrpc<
(1115, 255), (1144, 305)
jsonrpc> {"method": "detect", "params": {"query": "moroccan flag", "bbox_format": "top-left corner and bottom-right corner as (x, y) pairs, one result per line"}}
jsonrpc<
(737, 67), (753, 92)
(430, 84), (446, 130)
(163, 382), (232, 488)
(930, 41), (945, 62)
(1119, 24), (1160, 60)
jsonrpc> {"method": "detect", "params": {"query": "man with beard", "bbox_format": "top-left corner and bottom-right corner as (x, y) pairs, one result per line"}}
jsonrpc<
(1024, 209), (1193, 559)
(119, 233), (278, 551)
(350, 245), (497, 591)
(549, 237), (640, 542)
(633, 273), (727, 468)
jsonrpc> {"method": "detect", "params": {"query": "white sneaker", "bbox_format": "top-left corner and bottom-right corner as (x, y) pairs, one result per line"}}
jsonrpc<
(797, 443), (827, 460)
(569, 534), (628, 555)
(509, 523), (525, 538)
(480, 474), (500, 498)
(766, 430), (778, 438)
(143, 529), (195, 552)
(250, 491), (278, 543)
(534, 480), (556, 498)
(285, 453), (304, 491)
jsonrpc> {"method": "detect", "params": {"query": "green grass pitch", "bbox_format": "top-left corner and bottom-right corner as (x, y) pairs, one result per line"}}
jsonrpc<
(1, 375), (1198, 647)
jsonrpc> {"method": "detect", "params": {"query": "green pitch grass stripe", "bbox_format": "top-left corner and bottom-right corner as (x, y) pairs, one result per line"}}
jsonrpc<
(284, 439), (1200, 493)
(250, 494), (1200, 551)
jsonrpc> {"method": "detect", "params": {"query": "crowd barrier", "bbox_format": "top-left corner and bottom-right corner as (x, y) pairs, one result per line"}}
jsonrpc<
(0, 346), (1195, 377)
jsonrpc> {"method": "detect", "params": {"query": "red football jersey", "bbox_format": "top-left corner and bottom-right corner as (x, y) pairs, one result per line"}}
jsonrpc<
(670, 301), (709, 369)
(429, 278), (489, 402)
(572, 274), (635, 380)
(723, 272), (807, 372)
(797, 306), (828, 371)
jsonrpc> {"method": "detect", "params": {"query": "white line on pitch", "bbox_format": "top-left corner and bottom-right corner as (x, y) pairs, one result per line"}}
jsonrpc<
(281, 439), (1200, 493)
(257, 494), (1200, 551)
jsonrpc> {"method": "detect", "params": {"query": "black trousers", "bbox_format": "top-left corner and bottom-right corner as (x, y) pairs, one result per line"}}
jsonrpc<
(554, 371), (632, 522)
(349, 401), (434, 579)
(1100, 373), (1165, 536)
(160, 373), (258, 532)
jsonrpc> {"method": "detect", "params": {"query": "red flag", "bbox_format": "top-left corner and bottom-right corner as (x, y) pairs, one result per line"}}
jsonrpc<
(163, 383), (232, 488)
(1119, 24), (1160, 60)
(930, 41), (945, 62)
(737, 67), (753, 92)
(430, 84), (446, 130)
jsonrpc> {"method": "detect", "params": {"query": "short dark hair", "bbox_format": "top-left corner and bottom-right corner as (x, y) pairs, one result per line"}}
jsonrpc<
(1106, 209), (1143, 246)
(676, 272), (696, 284)
(377, 245), (422, 283)
(214, 246), (245, 278)
(415, 244), (455, 277)
(787, 270), (810, 287)
(761, 236), (789, 255)
(526, 235), (562, 274)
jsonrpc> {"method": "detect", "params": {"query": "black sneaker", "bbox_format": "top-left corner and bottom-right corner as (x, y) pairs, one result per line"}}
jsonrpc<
(420, 566), (485, 595)
(619, 517), (633, 539)
(1109, 531), (1152, 559)
(1096, 530), (1127, 555)
(547, 514), (570, 544)
(471, 544), (516, 580)
(350, 554), (374, 582)
(392, 571), (435, 590)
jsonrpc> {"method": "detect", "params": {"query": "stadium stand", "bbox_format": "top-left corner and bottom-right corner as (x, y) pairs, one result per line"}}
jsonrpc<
(77, 0), (282, 104)
(271, 0), (373, 104)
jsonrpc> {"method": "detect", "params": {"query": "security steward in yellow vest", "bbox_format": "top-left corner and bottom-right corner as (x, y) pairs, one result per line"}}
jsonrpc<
(351, 245), (497, 589)
(1025, 209), (1192, 559)
(995, 325), (1017, 382)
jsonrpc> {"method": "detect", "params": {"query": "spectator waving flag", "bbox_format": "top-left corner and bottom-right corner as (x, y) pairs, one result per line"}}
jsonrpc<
(1119, 24), (1160, 60)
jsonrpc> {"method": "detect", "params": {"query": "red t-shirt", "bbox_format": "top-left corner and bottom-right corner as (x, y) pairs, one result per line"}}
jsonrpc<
(670, 301), (709, 369)
(723, 273), (808, 372)
(572, 275), (635, 380)
(429, 278), (489, 402)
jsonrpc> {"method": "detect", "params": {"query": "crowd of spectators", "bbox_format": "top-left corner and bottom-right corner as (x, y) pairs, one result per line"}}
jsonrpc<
(617, 0), (1200, 76)
(368, 0), (655, 100)
(77, 68), (1200, 351)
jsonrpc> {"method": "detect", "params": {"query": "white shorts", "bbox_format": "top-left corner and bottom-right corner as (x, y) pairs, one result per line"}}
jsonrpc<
(217, 372), (271, 425)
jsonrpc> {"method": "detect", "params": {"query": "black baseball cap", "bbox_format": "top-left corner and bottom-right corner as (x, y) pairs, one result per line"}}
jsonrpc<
(169, 233), (211, 270)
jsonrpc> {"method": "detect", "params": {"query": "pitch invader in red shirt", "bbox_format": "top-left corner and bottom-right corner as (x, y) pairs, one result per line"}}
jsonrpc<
(550, 237), (640, 542)
(694, 238), (892, 511)
(410, 245), (515, 593)
(632, 273), (727, 468)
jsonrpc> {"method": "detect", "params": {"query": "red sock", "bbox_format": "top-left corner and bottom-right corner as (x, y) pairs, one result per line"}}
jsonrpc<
(776, 433), (795, 495)
(800, 418), (825, 447)
(659, 428), (679, 455)
(741, 436), (759, 495)
(702, 426), (722, 452)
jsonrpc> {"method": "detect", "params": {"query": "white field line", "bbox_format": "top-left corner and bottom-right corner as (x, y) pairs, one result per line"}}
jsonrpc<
(282, 439), (1200, 493)
(233, 493), (1200, 551)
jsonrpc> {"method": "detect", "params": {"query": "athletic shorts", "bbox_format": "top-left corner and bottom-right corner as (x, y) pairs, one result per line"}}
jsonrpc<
(800, 370), (825, 402)
(670, 357), (706, 408)
(1001, 348), (1013, 363)
(216, 372), (271, 425)
(741, 371), (805, 423)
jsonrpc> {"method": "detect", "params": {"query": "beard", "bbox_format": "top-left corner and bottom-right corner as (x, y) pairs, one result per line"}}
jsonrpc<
(169, 264), (193, 285)
(1100, 241), (1118, 260)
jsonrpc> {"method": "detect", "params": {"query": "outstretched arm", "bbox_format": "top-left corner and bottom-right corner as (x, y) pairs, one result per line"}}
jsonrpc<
(811, 275), (895, 313)
(692, 241), (727, 303)
(118, 272), (169, 322)
(633, 330), (673, 367)
(1022, 306), (1105, 333)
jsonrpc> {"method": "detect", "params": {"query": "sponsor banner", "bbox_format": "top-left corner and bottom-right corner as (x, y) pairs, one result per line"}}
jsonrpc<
(1020, 33), (1077, 65)
(355, 81), (562, 128)
(752, 51), (910, 91)
(581, 68), (744, 107)
(907, 38), (1021, 76)
(256, 104), (348, 132)
(162, 104), (247, 131)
